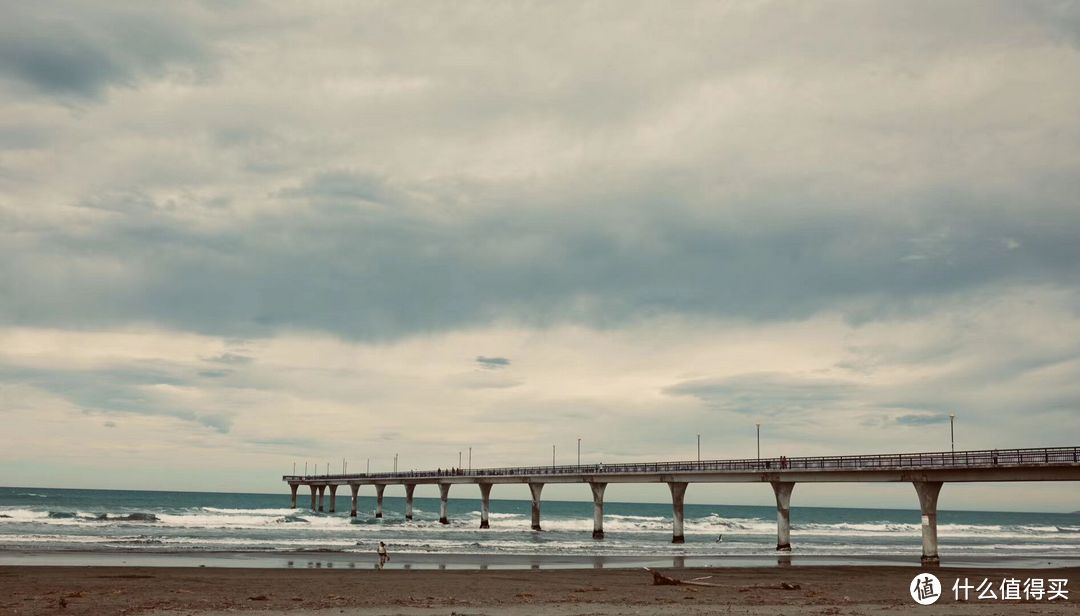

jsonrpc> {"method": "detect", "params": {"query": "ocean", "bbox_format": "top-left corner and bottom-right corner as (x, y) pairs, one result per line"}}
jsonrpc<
(2, 486), (1078, 569)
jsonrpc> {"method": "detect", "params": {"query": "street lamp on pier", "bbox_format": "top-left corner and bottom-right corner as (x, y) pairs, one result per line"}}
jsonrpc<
(756, 423), (761, 461)
(949, 414), (956, 453)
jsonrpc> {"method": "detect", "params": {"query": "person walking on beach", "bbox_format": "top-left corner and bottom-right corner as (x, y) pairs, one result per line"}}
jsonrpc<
(377, 541), (390, 569)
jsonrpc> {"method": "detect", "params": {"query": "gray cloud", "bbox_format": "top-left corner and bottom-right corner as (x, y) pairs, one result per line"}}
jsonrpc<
(3, 179), (1079, 341)
(279, 171), (399, 207)
(895, 413), (951, 426)
(203, 353), (254, 365)
(195, 414), (233, 433)
(248, 436), (321, 451)
(664, 373), (858, 416)
(476, 356), (511, 369)
(0, 4), (209, 100)
(0, 363), (233, 433)
(1, 3), (1078, 341)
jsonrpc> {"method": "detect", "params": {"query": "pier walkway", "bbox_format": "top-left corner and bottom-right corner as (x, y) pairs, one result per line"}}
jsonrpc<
(282, 446), (1080, 565)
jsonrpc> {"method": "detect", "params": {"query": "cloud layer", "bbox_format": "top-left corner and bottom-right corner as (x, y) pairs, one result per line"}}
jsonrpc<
(1, 1), (1078, 510)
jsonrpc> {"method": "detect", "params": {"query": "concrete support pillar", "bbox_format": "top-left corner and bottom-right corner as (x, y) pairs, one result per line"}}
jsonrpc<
(404, 484), (416, 521)
(375, 484), (385, 519)
(478, 483), (492, 529)
(289, 484), (298, 509)
(914, 481), (943, 567)
(668, 482), (687, 544)
(349, 484), (359, 518)
(590, 482), (607, 539)
(771, 481), (795, 551)
(308, 485), (317, 511)
(438, 483), (451, 525)
(528, 483), (544, 531)
(328, 485), (338, 513)
(317, 485), (326, 512)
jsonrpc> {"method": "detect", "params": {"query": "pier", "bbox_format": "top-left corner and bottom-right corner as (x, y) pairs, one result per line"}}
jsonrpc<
(282, 446), (1080, 566)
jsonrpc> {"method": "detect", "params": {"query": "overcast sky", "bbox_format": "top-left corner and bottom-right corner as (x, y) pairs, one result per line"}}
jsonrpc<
(1, 1), (1078, 512)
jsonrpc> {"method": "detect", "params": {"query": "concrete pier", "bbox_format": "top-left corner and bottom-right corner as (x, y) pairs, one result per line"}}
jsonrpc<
(283, 445), (1080, 564)
(375, 484), (385, 518)
(590, 482), (606, 539)
(668, 481), (687, 544)
(479, 483), (492, 529)
(404, 484), (415, 521)
(528, 483), (544, 531)
(914, 480), (943, 566)
(328, 485), (337, 513)
(771, 481), (795, 551)
(438, 483), (450, 525)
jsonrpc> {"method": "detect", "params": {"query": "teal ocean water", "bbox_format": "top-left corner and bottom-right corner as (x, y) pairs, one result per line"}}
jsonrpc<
(1, 487), (1078, 564)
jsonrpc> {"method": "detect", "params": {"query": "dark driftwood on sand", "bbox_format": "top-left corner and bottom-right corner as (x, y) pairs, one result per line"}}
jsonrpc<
(645, 567), (724, 587)
(644, 568), (803, 590)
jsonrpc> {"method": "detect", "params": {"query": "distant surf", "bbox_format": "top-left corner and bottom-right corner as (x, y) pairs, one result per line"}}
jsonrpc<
(2, 487), (1077, 562)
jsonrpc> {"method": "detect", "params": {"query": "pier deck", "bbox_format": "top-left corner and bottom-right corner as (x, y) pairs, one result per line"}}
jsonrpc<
(281, 446), (1080, 565)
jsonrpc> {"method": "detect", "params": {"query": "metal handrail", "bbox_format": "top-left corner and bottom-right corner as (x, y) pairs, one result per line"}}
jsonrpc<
(283, 446), (1080, 482)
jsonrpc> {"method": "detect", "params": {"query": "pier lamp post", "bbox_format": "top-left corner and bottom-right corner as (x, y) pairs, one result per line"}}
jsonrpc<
(697, 434), (700, 462)
(366, 458), (370, 474)
(756, 423), (761, 461)
(394, 453), (398, 472)
(468, 447), (472, 472)
(458, 451), (462, 469)
(304, 462), (308, 475)
(577, 438), (581, 466)
(552, 444), (556, 469)
(950, 414), (956, 454)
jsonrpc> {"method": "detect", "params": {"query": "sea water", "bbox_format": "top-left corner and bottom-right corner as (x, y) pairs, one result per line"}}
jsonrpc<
(1, 487), (1077, 567)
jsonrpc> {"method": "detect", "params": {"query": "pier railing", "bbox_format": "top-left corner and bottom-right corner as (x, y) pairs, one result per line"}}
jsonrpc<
(283, 445), (1080, 482)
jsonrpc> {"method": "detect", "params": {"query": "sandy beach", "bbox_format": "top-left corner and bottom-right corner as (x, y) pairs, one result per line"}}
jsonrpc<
(1, 564), (1075, 615)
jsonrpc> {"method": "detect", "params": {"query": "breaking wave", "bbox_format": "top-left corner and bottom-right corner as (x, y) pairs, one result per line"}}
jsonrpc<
(3, 490), (1077, 559)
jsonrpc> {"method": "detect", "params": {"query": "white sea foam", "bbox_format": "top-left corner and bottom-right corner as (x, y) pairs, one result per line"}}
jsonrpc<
(0, 509), (50, 521)
(4, 496), (1078, 562)
(3, 506), (1075, 542)
(200, 507), (298, 516)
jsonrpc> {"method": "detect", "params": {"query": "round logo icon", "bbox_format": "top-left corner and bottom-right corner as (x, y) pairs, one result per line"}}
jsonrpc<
(910, 573), (942, 605)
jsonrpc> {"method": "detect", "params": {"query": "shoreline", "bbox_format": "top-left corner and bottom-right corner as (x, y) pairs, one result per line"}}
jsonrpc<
(2, 564), (1077, 615)
(2, 548), (1078, 570)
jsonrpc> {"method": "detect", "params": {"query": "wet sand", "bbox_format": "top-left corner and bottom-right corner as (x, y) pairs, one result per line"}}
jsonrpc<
(0, 565), (1076, 615)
